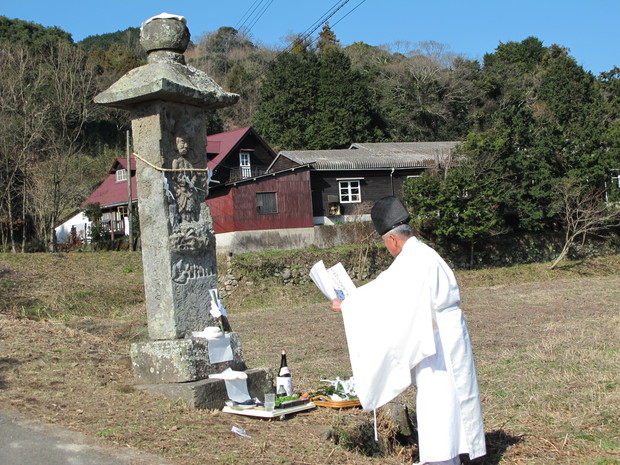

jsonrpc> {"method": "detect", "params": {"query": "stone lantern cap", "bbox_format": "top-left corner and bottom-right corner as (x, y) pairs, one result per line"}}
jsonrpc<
(94, 12), (239, 110)
(140, 13), (190, 54)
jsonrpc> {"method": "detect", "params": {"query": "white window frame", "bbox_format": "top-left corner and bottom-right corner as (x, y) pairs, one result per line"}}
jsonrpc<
(116, 168), (127, 182)
(338, 178), (362, 204)
(239, 151), (251, 179)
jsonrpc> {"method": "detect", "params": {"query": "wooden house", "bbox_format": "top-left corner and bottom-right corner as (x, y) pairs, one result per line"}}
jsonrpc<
(58, 127), (315, 251)
(272, 141), (460, 225)
(205, 127), (314, 235)
(79, 155), (138, 239)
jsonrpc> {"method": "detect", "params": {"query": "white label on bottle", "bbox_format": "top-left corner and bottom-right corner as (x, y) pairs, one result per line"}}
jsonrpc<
(276, 376), (293, 396)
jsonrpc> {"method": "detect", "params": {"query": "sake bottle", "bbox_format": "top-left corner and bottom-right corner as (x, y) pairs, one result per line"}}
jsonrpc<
(276, 350), (293, 397)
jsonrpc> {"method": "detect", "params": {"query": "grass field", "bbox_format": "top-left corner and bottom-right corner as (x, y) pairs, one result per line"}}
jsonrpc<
(0, 251), (619, 465)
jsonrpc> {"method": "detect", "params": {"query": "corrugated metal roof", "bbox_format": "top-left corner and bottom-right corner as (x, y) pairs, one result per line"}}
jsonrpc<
(280, 141), (461, 170)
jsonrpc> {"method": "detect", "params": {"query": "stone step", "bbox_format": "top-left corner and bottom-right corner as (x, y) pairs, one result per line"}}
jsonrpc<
(134, 367), (274, 410)
(130, 334), (246, 384)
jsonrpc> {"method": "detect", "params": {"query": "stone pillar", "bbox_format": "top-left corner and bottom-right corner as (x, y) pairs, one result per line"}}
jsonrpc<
(94, 13), (272, 408)
(95, 13), (237, 340)
(130, 101), (216, 340)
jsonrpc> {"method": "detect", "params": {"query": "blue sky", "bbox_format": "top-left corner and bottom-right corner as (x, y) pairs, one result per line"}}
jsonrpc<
(3, 0), (618, 75)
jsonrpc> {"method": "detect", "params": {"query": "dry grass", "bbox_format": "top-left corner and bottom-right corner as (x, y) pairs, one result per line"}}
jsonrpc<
(0, 251), (619, 465)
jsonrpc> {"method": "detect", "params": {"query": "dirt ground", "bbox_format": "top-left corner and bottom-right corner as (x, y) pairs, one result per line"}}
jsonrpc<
(1, 252), (619, 465)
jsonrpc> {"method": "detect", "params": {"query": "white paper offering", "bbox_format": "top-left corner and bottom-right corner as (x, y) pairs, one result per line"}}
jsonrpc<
(207, 333), (233, 363)
(209, 288), (228, 318)
(192, 326), (222, 338)
(224, 378), (251, 402)
(209, 368), (251, 402)
(309, 260), (356, 301)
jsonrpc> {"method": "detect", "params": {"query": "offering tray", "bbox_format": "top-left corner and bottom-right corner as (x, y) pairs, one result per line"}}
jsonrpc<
(222, 401), (316, 418)
(311, 395), (361, 409)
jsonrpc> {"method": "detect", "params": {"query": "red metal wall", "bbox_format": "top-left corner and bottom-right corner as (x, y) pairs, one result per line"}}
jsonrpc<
(206, 170), (313, 234)
(207, 187), (235, 233)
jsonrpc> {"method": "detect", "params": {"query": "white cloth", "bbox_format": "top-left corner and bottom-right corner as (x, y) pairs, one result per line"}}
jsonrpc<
(207, 334), (233, 363)
(209, 368), (250, 403)
(341, 237), (486, 460)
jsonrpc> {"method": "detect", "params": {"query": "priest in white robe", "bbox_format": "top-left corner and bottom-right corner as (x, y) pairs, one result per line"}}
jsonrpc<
(331, 196), (486, 465)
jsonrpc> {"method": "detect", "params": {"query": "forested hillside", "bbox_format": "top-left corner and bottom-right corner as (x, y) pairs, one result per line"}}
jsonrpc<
(1, 17), (619, 260)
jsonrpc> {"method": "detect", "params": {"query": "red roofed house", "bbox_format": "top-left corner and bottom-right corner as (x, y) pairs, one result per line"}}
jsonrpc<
(205, 127), (314, 251)
(85, 155), (138, 236)
(56, 127), (315, 252)
(55, 155), (138, 244)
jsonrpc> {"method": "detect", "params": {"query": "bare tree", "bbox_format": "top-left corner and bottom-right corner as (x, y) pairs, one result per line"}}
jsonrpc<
(0, 46), (49, 252)
(191, 28), (276, 131)
(27, 41), (99, 251)
(550, 177), (620, 269)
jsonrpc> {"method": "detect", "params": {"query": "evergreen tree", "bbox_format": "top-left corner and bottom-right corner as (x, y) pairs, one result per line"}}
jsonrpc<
(252, 34), (383, 150)
(403, 151), (506, 267)
(459, 37), (617, 235)
(0, 16), (73, 49)
(598, 67), (620, 201)
(316, 22), (340, 52)
(313, 47), (384, 148)
(537, 47), (608, 186)
(252, 50), (320, 150)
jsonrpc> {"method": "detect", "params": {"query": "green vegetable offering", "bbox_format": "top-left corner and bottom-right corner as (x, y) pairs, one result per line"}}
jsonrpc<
(274, 394), (300, 408)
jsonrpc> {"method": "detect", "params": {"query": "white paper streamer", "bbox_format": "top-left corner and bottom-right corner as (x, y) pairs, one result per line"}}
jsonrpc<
(209, 368), (251, 402)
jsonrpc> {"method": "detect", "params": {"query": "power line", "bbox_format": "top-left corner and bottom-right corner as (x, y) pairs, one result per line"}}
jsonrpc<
(330, 0), (366, 30)
(245, 0), (275, 34)
(292, 0), (352, 48)
(234, 0), (367, 54)
(235, 0), (264, 29)
(236, 0), (275, 37)
(285, 0), (366, 52)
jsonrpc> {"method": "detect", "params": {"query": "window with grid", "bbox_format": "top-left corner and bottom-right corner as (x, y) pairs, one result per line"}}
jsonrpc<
(116, 169), (127, 182)
(239, 152), (251, 178)
(339, 180), (361, 203)
(256, 192), (278, 214)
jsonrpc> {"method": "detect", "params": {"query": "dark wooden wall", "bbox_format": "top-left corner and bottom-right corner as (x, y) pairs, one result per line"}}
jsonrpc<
(212, 132), (278, 184)
(310, 168), (425, 217)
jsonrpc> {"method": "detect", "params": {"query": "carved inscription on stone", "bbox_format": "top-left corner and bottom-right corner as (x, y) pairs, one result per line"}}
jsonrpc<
(172, 256), (216, 284)
(168, 218), (216, 285)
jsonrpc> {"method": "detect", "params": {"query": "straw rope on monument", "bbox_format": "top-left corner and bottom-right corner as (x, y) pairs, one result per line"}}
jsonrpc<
(132, 151), (211, 172)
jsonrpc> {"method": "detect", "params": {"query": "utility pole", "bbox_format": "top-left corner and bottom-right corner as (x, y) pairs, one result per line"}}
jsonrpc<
(127, 130), (134, 251)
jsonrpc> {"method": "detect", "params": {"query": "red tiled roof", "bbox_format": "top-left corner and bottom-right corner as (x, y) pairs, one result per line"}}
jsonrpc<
(207, 126), (251, 170)
(82, 128), (257, 209)
(82, 157), (137, 209)
(113, 155), (137, 173)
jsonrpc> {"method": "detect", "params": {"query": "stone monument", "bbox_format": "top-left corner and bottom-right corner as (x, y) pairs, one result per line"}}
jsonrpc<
(94, 13), (272, 409)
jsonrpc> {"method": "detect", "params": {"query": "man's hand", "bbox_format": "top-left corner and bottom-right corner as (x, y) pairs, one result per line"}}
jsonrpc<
(331, 298), (343, 313)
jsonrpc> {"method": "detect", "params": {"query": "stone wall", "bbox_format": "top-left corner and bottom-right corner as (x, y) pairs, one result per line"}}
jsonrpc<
(217, 230), (620, 297)
(214, 223), (377, 255)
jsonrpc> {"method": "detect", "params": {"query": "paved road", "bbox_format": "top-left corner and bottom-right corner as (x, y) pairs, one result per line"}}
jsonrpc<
(0, 409), (175, 465)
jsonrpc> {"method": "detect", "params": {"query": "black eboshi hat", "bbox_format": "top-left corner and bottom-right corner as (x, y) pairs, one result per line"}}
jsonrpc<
(371, 196), (411, 236)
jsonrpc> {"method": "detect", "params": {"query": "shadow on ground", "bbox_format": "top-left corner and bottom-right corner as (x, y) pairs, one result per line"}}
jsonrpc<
(0, 357), (21, 390)
(463, 430), (523, 464)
